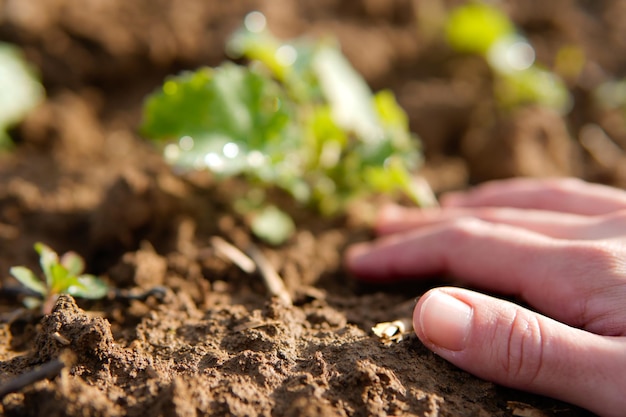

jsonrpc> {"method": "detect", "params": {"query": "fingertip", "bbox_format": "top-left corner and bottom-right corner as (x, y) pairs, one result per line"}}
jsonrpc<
(414, 289), (473, 352)
(414, 288), (626, 415)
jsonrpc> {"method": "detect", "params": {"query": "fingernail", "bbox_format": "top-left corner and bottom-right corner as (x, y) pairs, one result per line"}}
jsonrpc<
(416, 290), (473, 352)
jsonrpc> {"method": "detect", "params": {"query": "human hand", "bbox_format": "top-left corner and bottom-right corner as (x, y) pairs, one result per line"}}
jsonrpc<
(345, 177), (626, 417)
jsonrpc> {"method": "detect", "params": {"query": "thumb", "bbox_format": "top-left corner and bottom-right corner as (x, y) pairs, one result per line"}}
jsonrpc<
(413, 288), (626, 416)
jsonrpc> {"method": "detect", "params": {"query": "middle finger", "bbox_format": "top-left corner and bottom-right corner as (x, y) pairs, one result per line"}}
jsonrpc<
(375, 206), (626, 241)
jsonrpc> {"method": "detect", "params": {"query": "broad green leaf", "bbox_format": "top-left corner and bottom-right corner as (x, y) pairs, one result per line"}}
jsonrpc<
(142, 64), (292, 147)
(142, 64), (298, 177)
(0, 43), (44, 148)
(10, 266), (47, 296)
(67, 275), (109, 299)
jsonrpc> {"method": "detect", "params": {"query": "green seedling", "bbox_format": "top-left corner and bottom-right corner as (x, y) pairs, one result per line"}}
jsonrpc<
(142, 12), (430, 245)
(444, 2), (571, 113)
(10, 243), (108, 314)
(0, 43), (44, 149)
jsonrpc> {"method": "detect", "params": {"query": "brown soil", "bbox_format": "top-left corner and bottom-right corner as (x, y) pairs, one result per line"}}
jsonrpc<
(1, 0), (625, 415)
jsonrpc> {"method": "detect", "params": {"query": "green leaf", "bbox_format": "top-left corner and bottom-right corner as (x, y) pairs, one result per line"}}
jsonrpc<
(141, 64), (299, 177)
(313, 45), (383, 144)
(67, 275), (109, 300)
(48, 263), (74, 295)
(142, 64), (293, 147)
(34, 242), (59, 289)
(9, 266), (47, 296)
(227, 22), (321, 101)
(251, 205), (295, 246)
(61, 251), (85, 276)
(0, 43), (44, 148)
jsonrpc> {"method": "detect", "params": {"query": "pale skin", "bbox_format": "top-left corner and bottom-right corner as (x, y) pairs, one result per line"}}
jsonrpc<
(345, 177), (626, 417)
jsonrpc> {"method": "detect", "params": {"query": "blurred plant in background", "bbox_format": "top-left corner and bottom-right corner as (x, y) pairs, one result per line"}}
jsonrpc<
(444, 2), (572, 114)
(0, 42), (44, 149)
(142, 12), (433, 245)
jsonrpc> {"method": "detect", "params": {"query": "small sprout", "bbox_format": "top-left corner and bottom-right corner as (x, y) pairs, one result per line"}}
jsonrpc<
(9, 242), (109, 314)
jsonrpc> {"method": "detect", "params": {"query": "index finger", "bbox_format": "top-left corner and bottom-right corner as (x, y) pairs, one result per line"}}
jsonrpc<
(346, 218), (626, 334)
(441, 177), (626, 215)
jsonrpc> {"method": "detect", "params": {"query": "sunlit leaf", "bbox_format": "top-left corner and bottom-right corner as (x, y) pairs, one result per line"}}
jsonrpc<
(142, 64), (293, 148)
(9, 266), (47, 296)
(49, 263), (74, 294)
(313, 45), (383, 145)
(67, 275), (109, 299)
(61, 251), (85, 277)
(34, 242), (59, 289)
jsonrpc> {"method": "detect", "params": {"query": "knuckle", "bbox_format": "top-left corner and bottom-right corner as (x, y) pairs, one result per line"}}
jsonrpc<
(580, 243), (620, 270)
(561, 242), (621, 276)
(499, 310), (546, 387)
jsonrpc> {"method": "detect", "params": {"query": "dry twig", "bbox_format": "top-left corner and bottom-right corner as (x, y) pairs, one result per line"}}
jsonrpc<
(210, 236), (292, 306)
(246, 245), (293, 307)
(211, 236), (256, 273)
